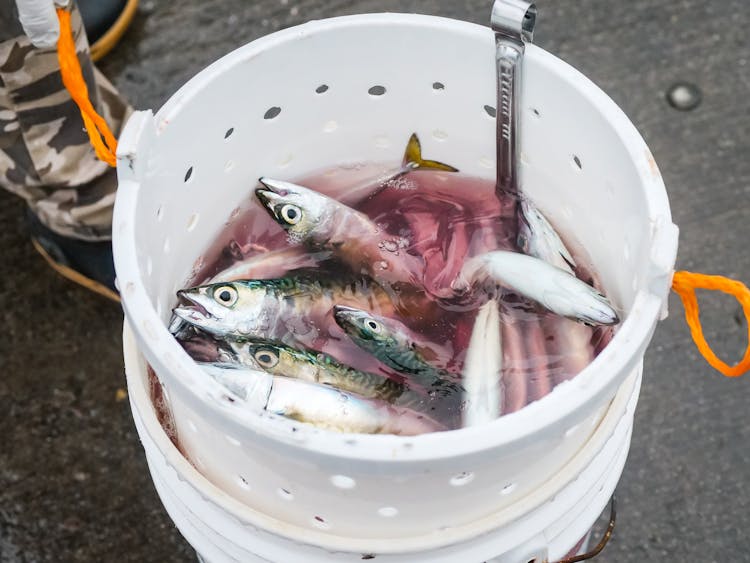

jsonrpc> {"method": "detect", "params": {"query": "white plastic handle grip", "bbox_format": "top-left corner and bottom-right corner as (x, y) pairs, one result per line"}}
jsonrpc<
(15, 0), (69, 48)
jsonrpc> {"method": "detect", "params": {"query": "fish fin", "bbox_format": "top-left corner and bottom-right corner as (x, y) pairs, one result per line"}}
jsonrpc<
(413, 343), (440, 364)
(402, 133), (459, 173)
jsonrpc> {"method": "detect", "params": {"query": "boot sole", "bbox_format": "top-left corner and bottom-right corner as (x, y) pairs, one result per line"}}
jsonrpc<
(90, 0), (140, 62)
(32, 238), (120, 303)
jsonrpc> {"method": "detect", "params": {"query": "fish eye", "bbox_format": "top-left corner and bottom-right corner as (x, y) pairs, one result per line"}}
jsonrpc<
(279, 204), (302, 225)
(213, 285), (238, 307)
(364, 319), (382, 333)
(254, 348), (279, 369)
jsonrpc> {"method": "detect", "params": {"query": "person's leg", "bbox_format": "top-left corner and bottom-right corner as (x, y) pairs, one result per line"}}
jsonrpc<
(0, 1), (132, 300)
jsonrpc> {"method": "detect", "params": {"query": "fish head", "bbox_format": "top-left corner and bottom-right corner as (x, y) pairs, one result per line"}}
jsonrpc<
(229, 340), (284, 373)
(255, 178), (329, 240)
(518, 199), (576, 274)
(173, 281), (268, 337)
(516, 200), (534, 254)
(333, 305), (394, 347)
(570, 288), (621, 326)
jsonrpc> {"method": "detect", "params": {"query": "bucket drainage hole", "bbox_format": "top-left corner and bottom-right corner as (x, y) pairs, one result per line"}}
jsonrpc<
(531, 107), (541, 118)
(312, 515), (330, 529)
(368, 85), (386, 96)
(500, 483), (517, 495)
(186, 212), (199, 232)
(484, 105), (496, 118)
(572, 155), (583, 170)
(278, 488), (294, 501)
(264, 106), (281, 120)
(449, 471), (475, 486)
(315, 84), (329, 94)
(330, 475), (356, 489)
(224, 127), (234, 139)
(432, 81), (445, 90)
(238, 476), (250, 490)
(184, 166), (193, 182)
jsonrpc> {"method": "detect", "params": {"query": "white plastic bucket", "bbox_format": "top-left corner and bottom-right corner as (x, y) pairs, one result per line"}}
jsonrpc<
(124, 323), (637, 562)
(113, 13), (678, 562)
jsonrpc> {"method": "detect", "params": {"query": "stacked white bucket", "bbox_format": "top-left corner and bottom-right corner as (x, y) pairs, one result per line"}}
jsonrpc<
(113, 14), (679, 562)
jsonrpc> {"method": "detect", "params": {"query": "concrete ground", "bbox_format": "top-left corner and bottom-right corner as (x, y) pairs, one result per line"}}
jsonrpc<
(1, 0), (749, 561)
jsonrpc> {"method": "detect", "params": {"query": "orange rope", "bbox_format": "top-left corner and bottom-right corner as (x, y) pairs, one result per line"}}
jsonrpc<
(56, 8), (117, 167)
(672, 271), (750, 377)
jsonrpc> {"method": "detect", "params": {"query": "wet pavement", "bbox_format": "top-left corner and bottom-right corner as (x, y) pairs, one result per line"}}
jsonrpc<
(1, 0), (749, 561)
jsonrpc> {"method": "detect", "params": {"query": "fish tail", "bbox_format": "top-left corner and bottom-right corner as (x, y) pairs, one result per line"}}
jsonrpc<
(402, 133), (459, 173)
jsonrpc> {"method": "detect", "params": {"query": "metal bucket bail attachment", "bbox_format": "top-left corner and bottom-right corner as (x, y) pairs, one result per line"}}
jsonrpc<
(492, 0), (536, 193)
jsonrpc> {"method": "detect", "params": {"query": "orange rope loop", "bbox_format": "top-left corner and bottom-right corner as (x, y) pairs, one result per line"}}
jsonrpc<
(671, 271), (750, 377)
(56, 8), (117, 167)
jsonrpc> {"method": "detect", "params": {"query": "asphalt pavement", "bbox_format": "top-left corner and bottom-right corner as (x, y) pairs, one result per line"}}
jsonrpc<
(1, 0), (749, 561)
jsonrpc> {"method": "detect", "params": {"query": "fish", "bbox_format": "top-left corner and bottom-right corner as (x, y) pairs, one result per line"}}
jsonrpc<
(517, 199), (576, 275)
(339, 133), (458, 205)
(461, 299), (502, 427)
(222, 339), (414, 404)
(208, 247), (331, 283)
(255, 178), (424, 290)
(499, 313), (528, 414)
(454, 250), (619, 326)
(200, 363), (445, 435)
(172, 274), (394, 342)
(167, 247), (332, 339)
(516, 198), (593, 398)
(332, 305), (461, 396)
(542, 316), (594, 386)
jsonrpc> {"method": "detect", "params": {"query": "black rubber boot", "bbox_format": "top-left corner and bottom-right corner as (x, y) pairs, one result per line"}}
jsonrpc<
(27, 209), (119, 302)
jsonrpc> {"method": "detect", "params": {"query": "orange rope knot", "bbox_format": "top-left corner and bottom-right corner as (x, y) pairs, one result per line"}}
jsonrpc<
(671, 271), (750, 377)
(56, 8), (118, 167)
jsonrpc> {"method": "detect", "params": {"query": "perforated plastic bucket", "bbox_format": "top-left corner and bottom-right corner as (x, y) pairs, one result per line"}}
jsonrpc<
(113, 13), (678, 562)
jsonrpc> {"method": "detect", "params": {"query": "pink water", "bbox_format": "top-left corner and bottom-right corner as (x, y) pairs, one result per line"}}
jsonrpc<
(175, 163), (613, 424)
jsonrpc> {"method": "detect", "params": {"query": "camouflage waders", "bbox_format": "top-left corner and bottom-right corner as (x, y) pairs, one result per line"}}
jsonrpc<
(0, 1), (131, 241)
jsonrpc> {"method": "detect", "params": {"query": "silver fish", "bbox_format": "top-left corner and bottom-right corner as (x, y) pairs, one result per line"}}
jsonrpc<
(332, 305), (460, 396)
(255, 178), (423, 289)
(200, 363), (444, 435)
(517, 199), (576, 275)
(224, 339), (413, 404)
(172, 275), (393, 342)
(454, 250), (619, 326)
(461, 299), (502, 427)
(208, 247), (331, 283)
(516, 199), (595, 402)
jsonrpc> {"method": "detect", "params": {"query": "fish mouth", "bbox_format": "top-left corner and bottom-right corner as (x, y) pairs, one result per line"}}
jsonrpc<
(573, 293), (620, 326)
(256, 177), (302, 218)
(177, 289), (210, 312)
(332, 304), (361, 328)
(258, 177), (296, 196)
(254, 187), (278, 213)
(333, 305), (373, 339)
(174, 289), (225, 328)
(173, 305), (210, 326)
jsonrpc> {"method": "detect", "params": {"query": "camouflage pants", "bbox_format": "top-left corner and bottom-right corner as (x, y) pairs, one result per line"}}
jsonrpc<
(0, 1), (131, 241)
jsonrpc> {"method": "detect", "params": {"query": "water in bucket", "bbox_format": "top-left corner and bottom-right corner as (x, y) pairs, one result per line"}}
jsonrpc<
(167, 140), (616, 434)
